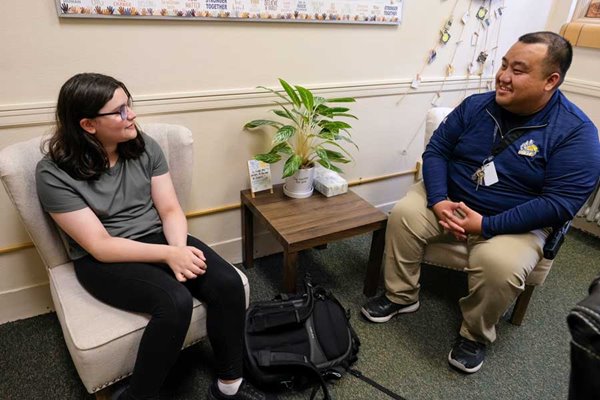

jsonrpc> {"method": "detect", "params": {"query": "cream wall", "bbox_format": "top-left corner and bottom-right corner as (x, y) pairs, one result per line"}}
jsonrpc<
(0, 0), (566, 323)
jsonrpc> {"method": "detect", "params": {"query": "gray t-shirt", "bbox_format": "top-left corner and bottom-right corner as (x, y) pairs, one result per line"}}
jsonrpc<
(35, 133), (169, 260)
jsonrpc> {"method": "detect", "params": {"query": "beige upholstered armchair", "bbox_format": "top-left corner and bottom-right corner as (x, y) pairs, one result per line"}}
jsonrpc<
(419, 108), (562, 326)
(0, 123), (250, 398)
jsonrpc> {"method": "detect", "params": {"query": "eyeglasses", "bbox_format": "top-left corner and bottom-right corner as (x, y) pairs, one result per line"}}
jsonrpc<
(95, 103), (131, 121)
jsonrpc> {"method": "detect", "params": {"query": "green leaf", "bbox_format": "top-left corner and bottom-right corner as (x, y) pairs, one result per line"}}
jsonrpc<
(313, 96), (326, 108)
(323, 149), (349, 162)
(291, 108), (310, 124)
(282, 154), (303, 178)
(324, 140), (356, 158)
(326, 107), (350, 113)
(279, 79), (301, 107)
(317, 159), (343, 172)
(325, 97), (356, 103)
(273, 102), (299, 125)
(329, 113), (358, 120)
(317, 130), (337, 140)
(295, 85), (314, 112)
(315, 104), (331, 116)
(315, 148), (328, 161)
(318, 122), (339, 134)
(271, 142), (293, 155)
(244, 119), (283, 129)
(273, 125), (296, 144)
(255, 153), (281, 163)
(257, 85), (291, 105)
(328, 121), (352, 130)
(273, 110), (295, 120)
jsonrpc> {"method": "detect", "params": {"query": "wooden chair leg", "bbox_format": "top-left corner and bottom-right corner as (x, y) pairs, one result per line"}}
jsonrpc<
(95, 387), (112, 400)
(510, 284), (535, 326)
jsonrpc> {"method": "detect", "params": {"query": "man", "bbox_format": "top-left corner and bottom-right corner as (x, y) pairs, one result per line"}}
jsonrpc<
(361, 31), (600, 374)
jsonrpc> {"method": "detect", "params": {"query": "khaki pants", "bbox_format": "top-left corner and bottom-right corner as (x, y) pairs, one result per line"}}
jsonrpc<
(384, 182), (547, 343)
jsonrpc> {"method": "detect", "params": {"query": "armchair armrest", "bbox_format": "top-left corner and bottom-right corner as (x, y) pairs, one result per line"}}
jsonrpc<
(543, 220), (572, 260)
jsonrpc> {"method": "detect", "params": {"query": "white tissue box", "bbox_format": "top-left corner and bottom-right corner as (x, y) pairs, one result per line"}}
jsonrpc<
(314, 167), (348, 197)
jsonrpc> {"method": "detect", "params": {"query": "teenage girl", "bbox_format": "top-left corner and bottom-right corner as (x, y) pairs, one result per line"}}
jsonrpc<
(36, 73), (275, 400)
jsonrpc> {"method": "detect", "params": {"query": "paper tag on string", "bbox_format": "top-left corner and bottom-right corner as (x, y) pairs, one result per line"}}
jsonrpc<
(468, 62), (478, 75)
(476, 6), (488, 20)
(476, 51), (488, 64)
(440, 30), (451, 44)
(410, 75), (421, 89)
(431, 93), (442, 107)
(427, 49), (437, 64)
(461, 11), (469, 24)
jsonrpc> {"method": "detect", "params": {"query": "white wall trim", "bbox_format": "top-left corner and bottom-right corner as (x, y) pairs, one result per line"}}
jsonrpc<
(2, 76), (596, 130)
(561, 78), (600, 99)
(0, 76), (492, 129)
(0, 282), (53, 324)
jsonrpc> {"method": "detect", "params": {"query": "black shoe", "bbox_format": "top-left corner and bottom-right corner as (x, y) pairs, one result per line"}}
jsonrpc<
(448, 336), (487, 373)
(207, 380), (278, 400)
(360, 293), (419, 323)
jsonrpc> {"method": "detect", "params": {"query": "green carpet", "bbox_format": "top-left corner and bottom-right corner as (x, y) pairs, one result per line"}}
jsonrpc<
(1, 229), (599, 400)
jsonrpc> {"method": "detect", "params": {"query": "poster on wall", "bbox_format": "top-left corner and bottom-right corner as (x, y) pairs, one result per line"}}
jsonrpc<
(55, 0), (402, 24)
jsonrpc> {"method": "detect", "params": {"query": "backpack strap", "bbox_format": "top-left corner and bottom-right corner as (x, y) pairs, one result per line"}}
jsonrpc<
(257, 350), (332, 400)
(248, 281), (316, 332)
(348, 369), (407, 400)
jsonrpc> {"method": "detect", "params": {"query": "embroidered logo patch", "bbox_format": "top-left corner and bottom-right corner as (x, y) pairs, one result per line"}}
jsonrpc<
(518, 139), (539, 157)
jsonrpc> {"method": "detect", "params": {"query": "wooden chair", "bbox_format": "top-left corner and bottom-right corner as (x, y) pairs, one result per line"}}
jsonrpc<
(420, 108), (567, 325)
(0, 123), (250, 398)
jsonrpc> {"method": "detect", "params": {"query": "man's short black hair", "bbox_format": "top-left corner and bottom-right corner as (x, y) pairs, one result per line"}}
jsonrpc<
(518, 31), (573, 85)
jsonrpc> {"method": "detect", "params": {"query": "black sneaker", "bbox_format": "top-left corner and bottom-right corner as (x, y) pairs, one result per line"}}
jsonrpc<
(207, 380), (278, 400)
(360, 293), (419, 323)
(448, 336), (487, 373)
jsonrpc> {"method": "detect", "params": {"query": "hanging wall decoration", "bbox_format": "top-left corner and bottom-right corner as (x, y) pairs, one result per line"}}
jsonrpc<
(55, 0), (402, 24)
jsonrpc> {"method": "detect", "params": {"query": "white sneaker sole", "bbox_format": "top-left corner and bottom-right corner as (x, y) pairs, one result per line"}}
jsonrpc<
(447, 351), (483, 373)
(360, 301), (420, 323)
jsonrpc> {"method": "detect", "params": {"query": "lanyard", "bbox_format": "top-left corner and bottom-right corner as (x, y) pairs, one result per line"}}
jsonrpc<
(484, 110), (548, 164)
(490, 127), (531, 158)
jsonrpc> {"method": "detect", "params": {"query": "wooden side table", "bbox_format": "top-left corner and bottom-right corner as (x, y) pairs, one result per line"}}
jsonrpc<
(241, 184), (387, 295)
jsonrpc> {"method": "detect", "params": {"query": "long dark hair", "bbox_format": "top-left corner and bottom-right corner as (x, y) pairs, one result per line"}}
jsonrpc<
(45, 73), (145, 180)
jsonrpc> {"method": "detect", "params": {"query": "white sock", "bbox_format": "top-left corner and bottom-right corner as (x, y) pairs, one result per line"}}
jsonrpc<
(217, 378), (242, 396)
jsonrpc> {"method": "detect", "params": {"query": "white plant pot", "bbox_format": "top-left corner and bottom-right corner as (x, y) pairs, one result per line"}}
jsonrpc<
(283, 167), (315, 199)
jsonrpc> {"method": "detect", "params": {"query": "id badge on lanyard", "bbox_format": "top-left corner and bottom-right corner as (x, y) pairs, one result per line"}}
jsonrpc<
(471, 126), (500, 190)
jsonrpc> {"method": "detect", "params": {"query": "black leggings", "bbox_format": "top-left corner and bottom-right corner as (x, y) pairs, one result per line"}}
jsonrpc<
(74, 232), (245, 400)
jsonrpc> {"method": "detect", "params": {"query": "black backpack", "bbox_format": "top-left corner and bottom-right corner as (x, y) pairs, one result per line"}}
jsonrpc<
(243, 276), (360, 399)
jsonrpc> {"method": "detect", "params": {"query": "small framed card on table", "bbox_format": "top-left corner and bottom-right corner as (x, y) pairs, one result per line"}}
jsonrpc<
(247, 160), (273, 198)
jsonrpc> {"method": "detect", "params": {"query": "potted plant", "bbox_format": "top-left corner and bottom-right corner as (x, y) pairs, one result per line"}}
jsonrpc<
(244, 79), (358, 198)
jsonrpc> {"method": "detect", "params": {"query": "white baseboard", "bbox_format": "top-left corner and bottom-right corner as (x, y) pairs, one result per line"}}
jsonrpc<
(0, 283), (54, 324)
